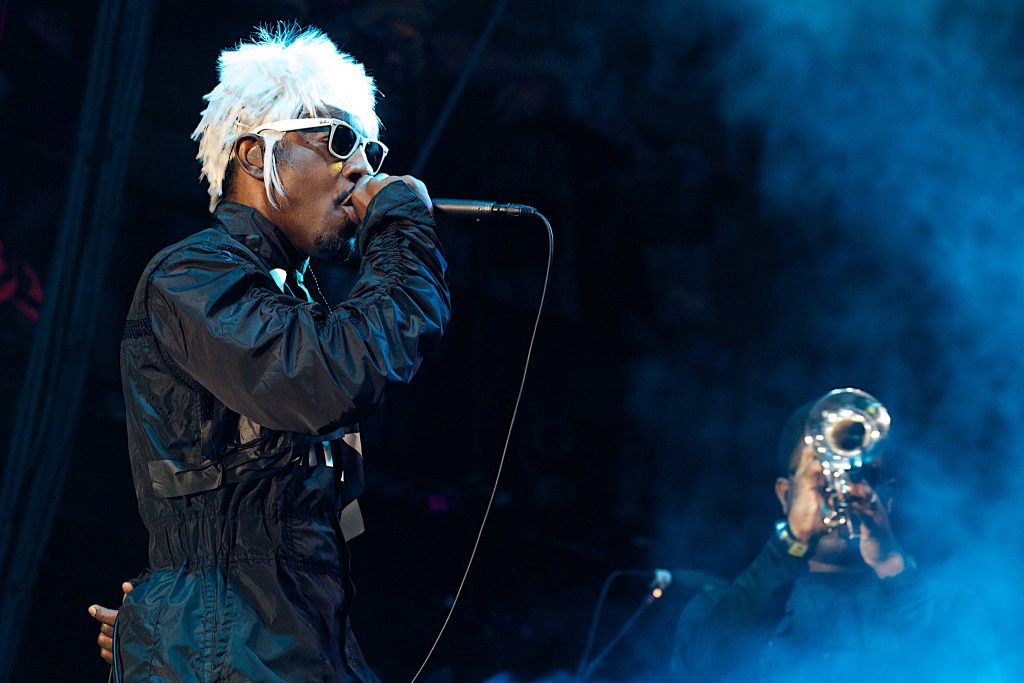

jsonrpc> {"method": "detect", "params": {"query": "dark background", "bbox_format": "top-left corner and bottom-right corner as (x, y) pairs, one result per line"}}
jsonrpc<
(2, 0), (1022, 681)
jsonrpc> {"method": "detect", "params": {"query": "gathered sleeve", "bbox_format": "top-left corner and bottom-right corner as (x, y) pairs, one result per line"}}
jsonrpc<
(146, 182), (450, 435)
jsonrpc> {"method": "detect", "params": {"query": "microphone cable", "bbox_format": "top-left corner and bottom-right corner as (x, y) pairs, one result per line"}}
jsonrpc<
(409, 208), (554, 683)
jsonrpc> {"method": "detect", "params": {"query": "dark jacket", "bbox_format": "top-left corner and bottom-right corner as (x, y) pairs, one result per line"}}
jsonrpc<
(673, 538), (1002, 682)
(116, 183), (449, 682)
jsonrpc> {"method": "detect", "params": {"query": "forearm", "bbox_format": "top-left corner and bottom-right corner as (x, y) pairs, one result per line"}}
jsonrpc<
(875, 564), (931, 625)
(678, 539), (804, 670)
(147, 184), (450, 434)
(706, 539), (803, 628)
(332, 181), (450, 389)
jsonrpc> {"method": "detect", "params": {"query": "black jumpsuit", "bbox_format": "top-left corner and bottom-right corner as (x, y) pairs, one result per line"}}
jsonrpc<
(116, 183), (449, 681)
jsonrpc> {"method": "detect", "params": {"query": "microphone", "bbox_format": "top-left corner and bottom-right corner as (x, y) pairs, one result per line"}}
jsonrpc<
(649, 569), (673, 592)
(640, 568), (730, 594)
(432, 198), (537, 217)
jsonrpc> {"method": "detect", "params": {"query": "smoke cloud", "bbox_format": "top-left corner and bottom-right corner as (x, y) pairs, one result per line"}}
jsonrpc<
(472, 1), (1024, 679)
(616, 0), (1024, 679)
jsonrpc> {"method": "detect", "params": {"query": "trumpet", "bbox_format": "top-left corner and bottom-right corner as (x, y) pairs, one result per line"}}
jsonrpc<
(804, 388), (890, 535)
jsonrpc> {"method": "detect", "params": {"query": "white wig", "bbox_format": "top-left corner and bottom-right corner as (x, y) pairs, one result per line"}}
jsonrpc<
(192, 23), (379, 211)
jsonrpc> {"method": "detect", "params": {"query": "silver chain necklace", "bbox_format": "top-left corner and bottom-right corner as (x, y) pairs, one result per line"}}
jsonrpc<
(306, 263), (331, 307)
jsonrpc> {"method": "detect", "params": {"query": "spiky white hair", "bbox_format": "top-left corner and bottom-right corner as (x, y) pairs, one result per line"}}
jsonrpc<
(192, 23), (379, 211)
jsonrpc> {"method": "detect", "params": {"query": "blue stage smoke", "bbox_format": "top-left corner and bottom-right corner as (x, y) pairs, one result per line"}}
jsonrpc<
(478, 1), (1024, 678)
(619, 0), (1024, 679)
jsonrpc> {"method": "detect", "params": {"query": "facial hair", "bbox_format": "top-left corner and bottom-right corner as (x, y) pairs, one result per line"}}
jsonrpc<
(313, 233), (357, 263)
(812, 528), (863, 565)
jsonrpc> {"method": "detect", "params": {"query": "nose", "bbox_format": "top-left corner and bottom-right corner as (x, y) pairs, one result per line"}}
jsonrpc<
(342, 144), (371, 182)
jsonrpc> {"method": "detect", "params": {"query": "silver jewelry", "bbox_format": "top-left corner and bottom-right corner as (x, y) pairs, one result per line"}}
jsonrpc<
(307, 263), (331, 306)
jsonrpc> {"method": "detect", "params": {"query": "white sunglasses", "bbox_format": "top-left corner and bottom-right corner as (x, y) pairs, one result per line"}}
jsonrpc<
(251, 118), (388, 174)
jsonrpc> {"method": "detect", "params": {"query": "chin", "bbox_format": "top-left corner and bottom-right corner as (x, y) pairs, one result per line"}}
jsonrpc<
(313, 233), (357, 262)
(813, 531), (862, 565)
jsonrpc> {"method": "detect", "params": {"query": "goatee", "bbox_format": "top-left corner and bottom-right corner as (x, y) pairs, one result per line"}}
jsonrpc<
(314, 233), (357, 263)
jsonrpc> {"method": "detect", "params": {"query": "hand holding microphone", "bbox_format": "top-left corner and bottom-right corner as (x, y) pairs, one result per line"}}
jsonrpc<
(348, 174), (434, 219)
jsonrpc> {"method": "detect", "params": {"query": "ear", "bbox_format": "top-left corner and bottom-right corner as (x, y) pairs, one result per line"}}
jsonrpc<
(234, 135), (265, 180)
(775, 477), (791, 515)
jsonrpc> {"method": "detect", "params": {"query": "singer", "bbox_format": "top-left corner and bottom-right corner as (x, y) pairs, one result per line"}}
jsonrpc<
(92, 24), (449, 681)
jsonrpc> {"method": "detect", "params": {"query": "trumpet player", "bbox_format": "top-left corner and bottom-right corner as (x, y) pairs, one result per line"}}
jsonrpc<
(672, 393), (1000, 682)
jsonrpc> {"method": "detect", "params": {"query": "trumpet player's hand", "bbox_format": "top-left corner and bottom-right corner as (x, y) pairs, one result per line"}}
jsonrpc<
(849, 480), (907, 578)
(785, 448), (830, 543)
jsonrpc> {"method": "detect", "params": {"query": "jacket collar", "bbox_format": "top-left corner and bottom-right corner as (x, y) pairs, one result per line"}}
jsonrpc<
(211, 201), (305, 271)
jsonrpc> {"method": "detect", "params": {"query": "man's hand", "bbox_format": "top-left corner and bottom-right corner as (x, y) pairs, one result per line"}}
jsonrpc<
(849, 480), (907, 578)
(349, 173), (432, 220)
(786, 448), (829, 543)
(88, 581), (133, 664)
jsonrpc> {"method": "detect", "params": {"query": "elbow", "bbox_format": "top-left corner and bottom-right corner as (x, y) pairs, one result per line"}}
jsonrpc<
(312, 290), (450, 429)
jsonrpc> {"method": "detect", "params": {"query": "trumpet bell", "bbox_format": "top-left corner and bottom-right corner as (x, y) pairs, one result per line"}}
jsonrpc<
(805, 388), (890, 470)
(804, 387), (891, 532)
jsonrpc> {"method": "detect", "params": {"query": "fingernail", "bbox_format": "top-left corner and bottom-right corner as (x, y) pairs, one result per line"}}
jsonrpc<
(88, 605), (97, 616)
